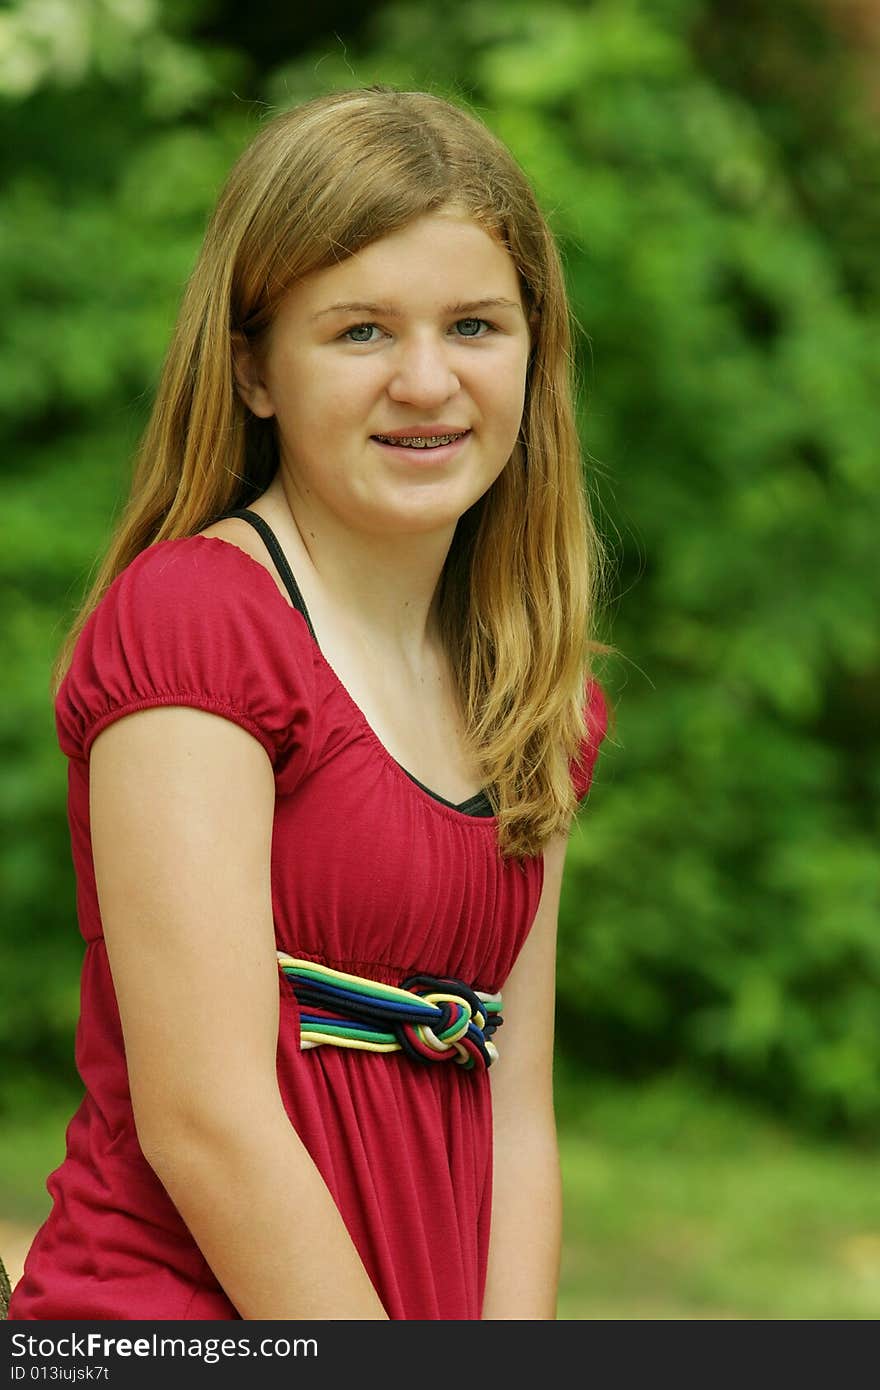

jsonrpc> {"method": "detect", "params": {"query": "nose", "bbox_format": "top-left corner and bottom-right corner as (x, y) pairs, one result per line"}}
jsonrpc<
(386, 333), (460, 407)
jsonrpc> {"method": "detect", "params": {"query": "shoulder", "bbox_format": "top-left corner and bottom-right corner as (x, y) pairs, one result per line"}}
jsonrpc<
(79, 532), (302, 672)
(55, 533), (315, 769)
(119, 528), (289, 611)
(585, 676), (609, 742)
(569, 676), (610, 805)
(195, 517), (296, 611)
(85, 528), (302, 643)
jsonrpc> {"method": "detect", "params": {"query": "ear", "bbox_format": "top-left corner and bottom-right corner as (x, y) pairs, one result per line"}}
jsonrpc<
(527, 308), (541, 353)
(230, 331), (275, 418)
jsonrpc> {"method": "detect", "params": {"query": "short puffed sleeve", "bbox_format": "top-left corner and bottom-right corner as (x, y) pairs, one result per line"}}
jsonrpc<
(568, 676), (609, 804)
(55, 536), (315, 781)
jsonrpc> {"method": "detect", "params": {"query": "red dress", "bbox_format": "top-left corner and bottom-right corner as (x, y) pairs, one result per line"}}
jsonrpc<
(9, 515), (608, 1321)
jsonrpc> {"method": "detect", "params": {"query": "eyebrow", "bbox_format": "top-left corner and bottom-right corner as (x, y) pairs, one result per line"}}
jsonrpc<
(311, 297), (521, 321)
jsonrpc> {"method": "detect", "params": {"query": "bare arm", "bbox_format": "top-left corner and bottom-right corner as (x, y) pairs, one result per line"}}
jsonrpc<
(90, 705), (388, 1319)
(480, 826), (570, 1320)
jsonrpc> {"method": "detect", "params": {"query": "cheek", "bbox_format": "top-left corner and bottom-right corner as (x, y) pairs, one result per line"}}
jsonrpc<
(483, 348), (529, 409)
(307, 368), (373, 427)
(274, 374), (345, 435)
(493, 373), (528, 435)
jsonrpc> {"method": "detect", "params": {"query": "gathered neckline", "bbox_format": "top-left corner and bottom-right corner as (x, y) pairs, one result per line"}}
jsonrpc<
(173, 531), (498, 825)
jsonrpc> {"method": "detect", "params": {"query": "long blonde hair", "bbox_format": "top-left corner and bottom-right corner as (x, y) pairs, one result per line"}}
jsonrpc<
(51, 84), (614, 858)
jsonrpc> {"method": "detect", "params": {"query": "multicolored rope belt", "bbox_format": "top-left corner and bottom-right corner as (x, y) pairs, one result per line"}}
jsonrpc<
(276, 953), (503, 1071)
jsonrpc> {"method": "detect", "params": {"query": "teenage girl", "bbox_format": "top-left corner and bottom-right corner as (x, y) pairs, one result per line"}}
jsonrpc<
(9, 85), (612, 1321)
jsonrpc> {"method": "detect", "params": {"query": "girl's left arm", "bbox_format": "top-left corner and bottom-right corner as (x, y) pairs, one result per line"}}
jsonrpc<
(481, 825), (571, 1320)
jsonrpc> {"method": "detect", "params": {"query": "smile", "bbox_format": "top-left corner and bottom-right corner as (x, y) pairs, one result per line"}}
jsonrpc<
(372, 431), (469, 449)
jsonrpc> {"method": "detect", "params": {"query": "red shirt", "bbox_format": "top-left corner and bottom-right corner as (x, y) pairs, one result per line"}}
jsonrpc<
(9, 528), (607, 1320)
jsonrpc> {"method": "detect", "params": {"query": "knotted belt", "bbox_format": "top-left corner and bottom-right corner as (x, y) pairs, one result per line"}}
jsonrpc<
(277, 953), (503, 1071)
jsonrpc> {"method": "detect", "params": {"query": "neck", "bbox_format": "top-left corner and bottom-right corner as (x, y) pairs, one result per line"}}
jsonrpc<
(266, 469), (456, 674)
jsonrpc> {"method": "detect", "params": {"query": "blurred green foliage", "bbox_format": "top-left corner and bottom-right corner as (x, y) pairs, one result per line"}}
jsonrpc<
(2, 0), (878, 1135)
(555, 1068), (880, 1318)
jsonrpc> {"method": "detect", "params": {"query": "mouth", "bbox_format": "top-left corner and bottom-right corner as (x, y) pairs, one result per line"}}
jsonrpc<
(371, 430), (472, 461)
(372, 429), (470, 449)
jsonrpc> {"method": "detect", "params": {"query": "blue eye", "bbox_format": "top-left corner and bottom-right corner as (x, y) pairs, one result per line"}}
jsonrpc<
(341, 318), (496, 344)
(456, 318), (492, 337)
(344, 323), (380, 344)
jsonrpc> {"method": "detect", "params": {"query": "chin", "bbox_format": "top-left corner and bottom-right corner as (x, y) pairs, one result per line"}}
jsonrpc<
(362, 469), (494, 531)
(393, 512), (462, 536)
(370, 500), (465, 536)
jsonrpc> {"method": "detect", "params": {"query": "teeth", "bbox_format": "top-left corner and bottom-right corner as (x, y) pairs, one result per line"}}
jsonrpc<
(376, 432), (465, 448)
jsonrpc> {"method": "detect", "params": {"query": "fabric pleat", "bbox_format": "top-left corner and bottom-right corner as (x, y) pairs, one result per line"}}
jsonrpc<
(9, 535), (607, 1322)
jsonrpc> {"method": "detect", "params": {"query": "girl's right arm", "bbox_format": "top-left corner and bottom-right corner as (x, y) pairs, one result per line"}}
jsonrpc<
(89, 704), (389, 1320)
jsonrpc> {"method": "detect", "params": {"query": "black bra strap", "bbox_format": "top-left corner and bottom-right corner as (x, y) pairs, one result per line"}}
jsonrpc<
(220, 509), (494, 819)
(221, 509), (320, 646)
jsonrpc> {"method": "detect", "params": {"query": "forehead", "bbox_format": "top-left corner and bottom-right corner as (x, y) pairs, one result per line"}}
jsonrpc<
(289, 213), (525, 317)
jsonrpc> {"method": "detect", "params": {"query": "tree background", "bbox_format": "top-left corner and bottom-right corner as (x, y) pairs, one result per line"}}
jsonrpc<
(2, 0), (878, 1162)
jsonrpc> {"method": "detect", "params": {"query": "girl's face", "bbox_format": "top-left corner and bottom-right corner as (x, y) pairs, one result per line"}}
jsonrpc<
(233, 211), (536, 540)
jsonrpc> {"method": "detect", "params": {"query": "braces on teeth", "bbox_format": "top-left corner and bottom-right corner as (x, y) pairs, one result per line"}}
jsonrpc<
(375, 433), (466, 448)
